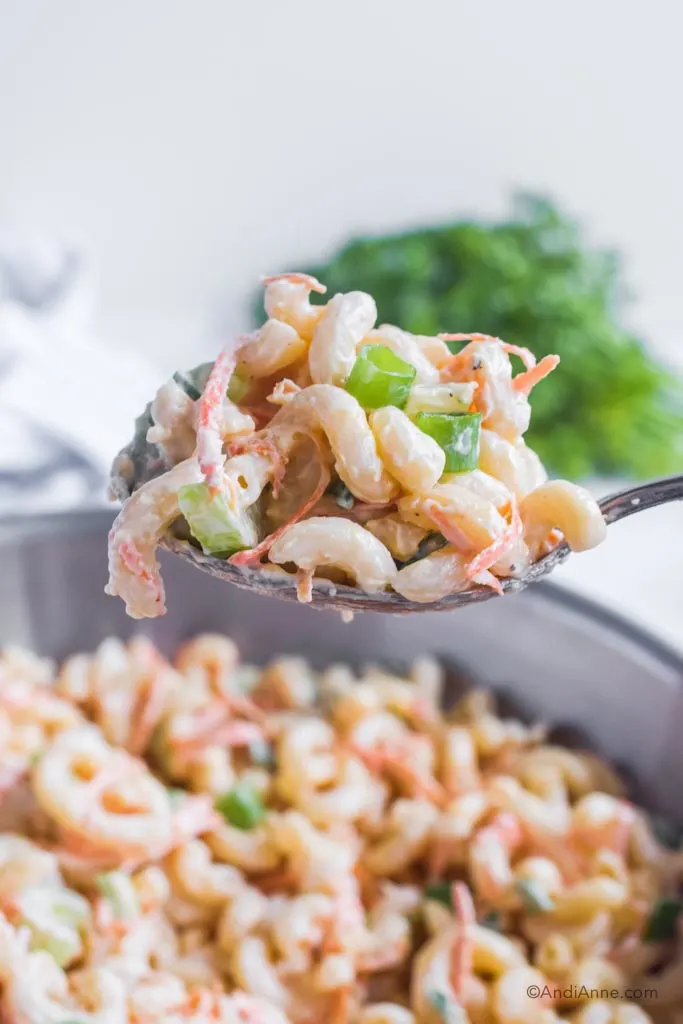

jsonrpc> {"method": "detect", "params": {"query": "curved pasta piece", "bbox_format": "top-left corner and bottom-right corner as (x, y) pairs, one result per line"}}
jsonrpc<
(370, 407), (445, 494)
(365, 514), (428, 562)
(440, 468), (513, 511)
(263, 271), (328, 340)
(147, 378), (197, 463)
(520, 480), (607, 555)
(268, 518), (396, 595)
(479, 430), (547, 500)
(270, 385), (398, 503)
(308, 291), (378, 386)
(196, 338), (252, 493)
(444, 338), (532, 441)
(239, 319), (309, 378)
(398, 482), (506, 551)
(393, 548), (469, 602)
(106, 458), (203, 619)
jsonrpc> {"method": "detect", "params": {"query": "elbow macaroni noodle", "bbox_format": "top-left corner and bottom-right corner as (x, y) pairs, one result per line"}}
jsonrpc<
(0, 635), (679, 1023)
(107, 273), (606, 618)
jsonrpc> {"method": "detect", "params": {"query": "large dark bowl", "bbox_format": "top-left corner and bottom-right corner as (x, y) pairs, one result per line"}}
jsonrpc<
(1, 510), (682, 817)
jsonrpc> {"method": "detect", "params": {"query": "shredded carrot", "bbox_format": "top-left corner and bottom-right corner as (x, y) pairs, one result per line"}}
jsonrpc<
(466, 498), (522, 593)
(196, 339), (245, 494)
(261, 271), (326, 293)
(512, 353), (560, 395)
(329, 986), (351, 1024)
(351, 740), (448, 808)
(422, 502), (474, 554)
(128, 672), (168, 756)
(229, 431), (331, 566)
(449, 882), (475, 1000)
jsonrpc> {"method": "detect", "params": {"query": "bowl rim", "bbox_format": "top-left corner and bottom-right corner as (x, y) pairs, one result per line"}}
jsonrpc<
(2, 507), (682, 676)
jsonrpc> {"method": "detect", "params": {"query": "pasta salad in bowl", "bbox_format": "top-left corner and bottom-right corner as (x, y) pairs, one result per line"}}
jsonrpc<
(0, 633), (680, 1023)
(107, 273), (606, 619)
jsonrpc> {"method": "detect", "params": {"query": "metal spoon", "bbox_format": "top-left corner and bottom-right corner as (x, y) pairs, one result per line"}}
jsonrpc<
(111, 411), (683, 614)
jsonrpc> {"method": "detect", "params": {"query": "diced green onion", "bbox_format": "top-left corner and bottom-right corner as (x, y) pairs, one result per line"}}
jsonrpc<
(326, 478), (355, 510)
(481, 910), (502, 931)
(96, 871), (139, 920)
(405, 383), (477, 416)
(249, 740), (275, 769)
(167, 787), (186, 807)
(227, 371), (251, 403)
(650, 814), (683, 850)
(216, 782), (266, 830)
(178, 482), (258, 557)
(644, 897), (683, 942)
(345, 344), (417, 410)
(515, 878), (554, 914)
(414, 412), (481, 473)
(424, 882), (453, 908)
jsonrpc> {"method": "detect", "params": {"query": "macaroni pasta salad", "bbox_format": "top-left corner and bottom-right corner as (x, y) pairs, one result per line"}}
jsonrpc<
(0, 635), (681, 1023)
(106, 273), (606, 618)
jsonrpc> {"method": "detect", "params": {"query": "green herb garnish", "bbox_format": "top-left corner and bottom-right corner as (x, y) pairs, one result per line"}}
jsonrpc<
(644, 897), (683, 942)
(216, 782), (266, 830)
(481, 910), (502, 931)
(289, 194), (683, 479)
(516, 878), (555, 914)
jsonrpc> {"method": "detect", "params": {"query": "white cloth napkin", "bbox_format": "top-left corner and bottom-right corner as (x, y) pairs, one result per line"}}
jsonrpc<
(0, 231), (161, 513)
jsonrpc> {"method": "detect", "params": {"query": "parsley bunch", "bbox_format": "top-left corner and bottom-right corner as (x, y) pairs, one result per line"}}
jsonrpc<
(265, 195), (683, 479)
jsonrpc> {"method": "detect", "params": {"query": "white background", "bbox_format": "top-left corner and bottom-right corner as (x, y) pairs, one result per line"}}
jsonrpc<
(0, 0), (681, 645)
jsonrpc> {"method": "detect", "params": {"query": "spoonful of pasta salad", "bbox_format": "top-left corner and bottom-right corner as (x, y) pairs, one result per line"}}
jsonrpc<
(106, 272), (683, 618)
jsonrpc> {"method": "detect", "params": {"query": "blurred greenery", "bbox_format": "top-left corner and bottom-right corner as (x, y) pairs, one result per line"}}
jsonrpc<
(253, 195), (683, 479)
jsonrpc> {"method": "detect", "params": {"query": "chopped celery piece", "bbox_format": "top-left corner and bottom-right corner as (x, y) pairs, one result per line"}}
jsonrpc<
(216, 782), (266, 830)
(405, 383), (477, 416)
(96, 871), (139, 920)
(515, 879), (554, 914)
(414, 412), (481, 473)
(345, 344), (416, 409)
(178, 483), (258, 556)
(645, 897), (682, 942)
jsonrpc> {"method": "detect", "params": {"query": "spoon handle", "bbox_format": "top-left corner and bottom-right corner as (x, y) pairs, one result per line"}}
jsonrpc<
(599, 474), (683, 525)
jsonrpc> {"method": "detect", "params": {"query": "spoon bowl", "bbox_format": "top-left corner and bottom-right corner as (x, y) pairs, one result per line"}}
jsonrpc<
(111, 405), (683, 613)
